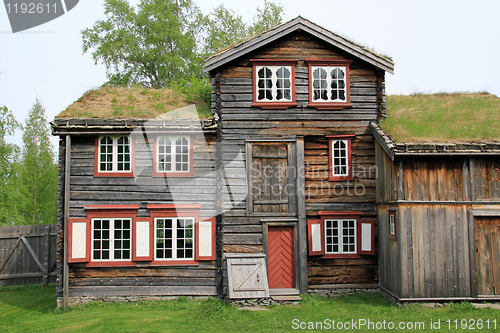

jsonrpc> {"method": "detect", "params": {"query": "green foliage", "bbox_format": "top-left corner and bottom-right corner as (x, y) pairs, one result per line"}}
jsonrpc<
(82, 0), (205, 88)
(83, 1), (285, 90)
(0, 106), (23, 226)
(20, 100), (57, 225)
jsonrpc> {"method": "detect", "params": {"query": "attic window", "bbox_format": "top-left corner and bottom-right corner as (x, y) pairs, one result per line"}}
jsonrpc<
(306, 59), (353, 110)
(153, 135), (194, 177)
(251, 60), (298, 109)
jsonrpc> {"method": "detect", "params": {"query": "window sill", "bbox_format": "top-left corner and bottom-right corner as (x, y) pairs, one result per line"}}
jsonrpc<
(93, 172), (135, 177)
(308, 102), (352, 110)
(328, 175), (354, 182)
(150, 260), (199, 267)
(252, 102), (298, 110)
(320, 254), (362, 259)
(152, 171), (194, 178)
(86, 261), (137, 268)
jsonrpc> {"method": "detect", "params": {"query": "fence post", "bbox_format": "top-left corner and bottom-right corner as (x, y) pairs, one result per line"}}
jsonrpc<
(43, 226), (49, 287)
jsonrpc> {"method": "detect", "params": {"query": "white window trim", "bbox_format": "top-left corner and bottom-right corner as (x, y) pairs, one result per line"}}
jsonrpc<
(331, 139), (350, 177)
(324, 218), (357, 254)
(311, 65), (348, 103)
(255, 65), (293, 102)
(389, 214), (395, 236)
(91, 218), (132, 262)
(98, 135), (132, 173)
(156, 135), (191, 174)
(154, 217), (195, 261)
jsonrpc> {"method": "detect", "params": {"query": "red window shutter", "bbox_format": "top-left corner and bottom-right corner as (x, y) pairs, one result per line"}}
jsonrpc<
(195, 217), (216, 261)
(307, 219), (325, 256)
(357, 219), (375, 255)
(133, 220), (153, 261)
(68, 218), (90, 263)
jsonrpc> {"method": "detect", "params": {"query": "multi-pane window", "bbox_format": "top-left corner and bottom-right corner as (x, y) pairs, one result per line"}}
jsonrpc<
(325, 219), (356, 254)
(155, 217), (194, 260)
(157, 136), (190, 173)
(331, 139), (349, 177)
(92, 218), (131, 261)
(98, 136), (131, 172)
(256, 65), (292, 102)
(312, 66), (347, 102)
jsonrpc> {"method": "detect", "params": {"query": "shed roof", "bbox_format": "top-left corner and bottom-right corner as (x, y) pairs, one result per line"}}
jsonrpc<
(204, 16), (394, 74)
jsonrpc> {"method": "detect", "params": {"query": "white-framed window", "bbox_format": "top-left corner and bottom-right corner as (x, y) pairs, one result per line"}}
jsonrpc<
(311, 66), (347, 103)
(331, 139), (349, 177)
(325, 219), (357, 254)
(156, 135), (191, 174)
(98, 135), (131, 172)
(155, 217), (194, 260)
(92, 218), (131, 261)
(388, 210), (397, 240)
(256, 65), (292, 102)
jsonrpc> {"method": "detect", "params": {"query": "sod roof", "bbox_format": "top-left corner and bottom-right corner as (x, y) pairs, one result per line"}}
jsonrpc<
(380, 92), (500, 143)
(56, 86), (211, 120)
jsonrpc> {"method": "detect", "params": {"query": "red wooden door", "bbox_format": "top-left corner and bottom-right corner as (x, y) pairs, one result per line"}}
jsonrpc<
(268, 226), (295, 289)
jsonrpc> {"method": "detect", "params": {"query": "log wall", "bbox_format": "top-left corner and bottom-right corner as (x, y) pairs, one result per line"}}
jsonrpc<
(64, 132), (218, 298)
(213, 31), (383, 287)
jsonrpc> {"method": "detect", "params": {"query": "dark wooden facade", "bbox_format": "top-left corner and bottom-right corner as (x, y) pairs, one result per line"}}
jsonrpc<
(206, 17), (393, 293)
(53, 17), (396, 306)
(373, 122), (500, 300)
(53, 119), (218, 306)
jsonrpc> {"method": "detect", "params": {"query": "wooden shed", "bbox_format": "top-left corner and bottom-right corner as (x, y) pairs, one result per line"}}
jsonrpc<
(372, 117), (500, 301)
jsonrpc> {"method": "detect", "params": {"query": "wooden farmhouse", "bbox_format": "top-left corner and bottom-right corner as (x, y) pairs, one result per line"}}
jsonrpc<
(51, 16), (500, 307)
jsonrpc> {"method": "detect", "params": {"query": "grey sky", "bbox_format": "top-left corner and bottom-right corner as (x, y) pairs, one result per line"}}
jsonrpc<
(1, 0), (499, 148)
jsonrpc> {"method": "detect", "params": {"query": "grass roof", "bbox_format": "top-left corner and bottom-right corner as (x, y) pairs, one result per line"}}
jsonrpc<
(380, 92), (500, 143)
(56, 87), (212, 120)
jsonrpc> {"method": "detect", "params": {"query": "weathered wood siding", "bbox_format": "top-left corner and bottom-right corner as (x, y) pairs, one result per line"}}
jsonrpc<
(213, 31), (383, 287)
(377, 151), (500, 299)
(65, 132), (217, 297)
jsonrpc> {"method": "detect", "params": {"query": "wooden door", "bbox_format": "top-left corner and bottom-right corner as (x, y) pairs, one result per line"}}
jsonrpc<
(249, 142), (295, 215)
(268, 226), (295, 289)
(475, 217), (500, 295)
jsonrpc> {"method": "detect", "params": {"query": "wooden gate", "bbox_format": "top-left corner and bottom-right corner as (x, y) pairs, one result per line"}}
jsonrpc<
(268, 226), (295, 289)
(247, 142), (296, 215)
(0, 224), (57, 287)
(475, 217), (500, 295)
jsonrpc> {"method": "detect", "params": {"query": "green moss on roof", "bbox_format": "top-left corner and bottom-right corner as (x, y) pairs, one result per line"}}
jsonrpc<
(380, 92), (500, 143)
(56, 87), (212, 120)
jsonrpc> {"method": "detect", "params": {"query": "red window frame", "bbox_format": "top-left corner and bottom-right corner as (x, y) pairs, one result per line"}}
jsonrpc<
(307, 211), (375, 258)
(84, 205), (139, 267)
(148, 204), (201, 266)
(306, 59), (353, 110)
(251, 59), (298, 110)
(94, 136), (135, 177)
(327, 135), (354, 181)
(388, 209), (397, 240)
(152, 135), (194, 178)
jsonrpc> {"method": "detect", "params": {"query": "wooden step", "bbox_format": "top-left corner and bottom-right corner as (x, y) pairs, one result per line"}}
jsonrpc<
(271, 295), (302, 301)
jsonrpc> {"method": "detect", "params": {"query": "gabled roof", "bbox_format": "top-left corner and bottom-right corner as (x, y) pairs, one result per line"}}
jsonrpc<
(204, 16), (394, 74)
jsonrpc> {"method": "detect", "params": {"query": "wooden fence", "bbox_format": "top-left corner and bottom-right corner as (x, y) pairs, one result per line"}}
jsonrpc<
(0, 224), (58, 287)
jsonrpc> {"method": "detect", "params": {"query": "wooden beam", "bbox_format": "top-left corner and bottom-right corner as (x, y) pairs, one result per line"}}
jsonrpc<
(63, 135), (71, 307)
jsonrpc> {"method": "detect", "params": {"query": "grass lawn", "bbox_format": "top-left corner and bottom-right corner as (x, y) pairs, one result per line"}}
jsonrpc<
(0, 285), (499, 332)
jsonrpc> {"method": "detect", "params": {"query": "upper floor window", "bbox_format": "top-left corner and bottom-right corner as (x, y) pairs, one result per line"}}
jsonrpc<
(251, 60), (298, 110)
(153, 135), (193, 177)
(94, 135), (135, 177)
(306, 59), (353, 110)
(327, 135), (354, 181)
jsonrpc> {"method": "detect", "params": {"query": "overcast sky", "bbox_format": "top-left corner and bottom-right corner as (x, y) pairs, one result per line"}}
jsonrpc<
(1, 0), (499, 149)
